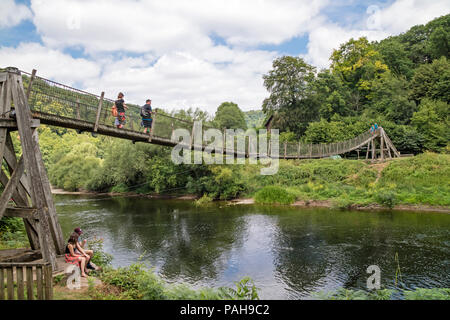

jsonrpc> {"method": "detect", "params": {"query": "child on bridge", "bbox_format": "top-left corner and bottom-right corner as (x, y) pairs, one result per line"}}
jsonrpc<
(113, 92), (128, 129)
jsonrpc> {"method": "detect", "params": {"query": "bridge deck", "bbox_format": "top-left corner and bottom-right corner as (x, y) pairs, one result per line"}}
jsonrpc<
(17, 69), (397, 159)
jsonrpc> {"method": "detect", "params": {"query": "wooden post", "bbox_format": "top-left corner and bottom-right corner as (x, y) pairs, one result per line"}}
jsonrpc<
(93, 92), (104, 132)
(26, 266), (33, 300)
(284, 142), (287, 159)
(17, 266), (25, 300)
(380, 134), (385, 161)
(366, 142), (370, 160)
(0, 268), (4, 300)
(149, 109), (157, 142)
(76, 98), (81, 120)
(36, 266), (43, 300)
(9, 69), (58, 269)
(190, 121), (195, 150)
(371, 139), (375, 160)
(44, 264), (53, 300)
(25, 69), (36, 100)
(6, 267), (13, 300)
(298, 142), (301, 159)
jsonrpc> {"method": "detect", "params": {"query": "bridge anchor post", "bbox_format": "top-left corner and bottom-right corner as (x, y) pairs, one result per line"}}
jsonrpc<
(0, 68), (65, 270)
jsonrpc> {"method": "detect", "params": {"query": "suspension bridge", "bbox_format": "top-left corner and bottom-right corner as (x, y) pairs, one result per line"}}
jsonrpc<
(0, 67), (400, 291)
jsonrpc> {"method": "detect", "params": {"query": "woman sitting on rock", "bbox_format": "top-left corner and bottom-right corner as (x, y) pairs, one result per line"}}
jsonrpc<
(64, 232), (90, 277)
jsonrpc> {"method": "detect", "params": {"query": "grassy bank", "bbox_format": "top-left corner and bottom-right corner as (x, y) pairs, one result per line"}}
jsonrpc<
(216, 152), (450, 209)
(49, 151), (450, 210)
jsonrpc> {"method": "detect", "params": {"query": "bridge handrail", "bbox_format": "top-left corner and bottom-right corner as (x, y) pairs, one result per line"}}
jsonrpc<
(20, 70), (382, 158)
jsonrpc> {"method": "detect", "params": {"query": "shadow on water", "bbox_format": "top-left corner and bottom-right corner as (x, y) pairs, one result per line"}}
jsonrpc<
(54, 194), (450, 299)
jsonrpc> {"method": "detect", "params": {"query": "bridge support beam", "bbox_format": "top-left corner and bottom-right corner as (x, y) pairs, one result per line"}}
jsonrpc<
(0, 68), (64, 270)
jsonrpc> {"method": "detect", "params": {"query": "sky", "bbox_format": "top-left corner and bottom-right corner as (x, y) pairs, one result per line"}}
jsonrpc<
(0, 0), (448, 114)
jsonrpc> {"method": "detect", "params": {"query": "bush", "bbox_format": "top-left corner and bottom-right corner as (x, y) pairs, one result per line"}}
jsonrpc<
(375, 190), (398, 208)
(88, 237), (113, 267)
(99, 263), (260, 300)
(194, 194), (213, 206)
(254, 186), (296, 205)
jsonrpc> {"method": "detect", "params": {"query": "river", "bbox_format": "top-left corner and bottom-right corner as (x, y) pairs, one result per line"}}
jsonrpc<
(54, 194), (450, 299)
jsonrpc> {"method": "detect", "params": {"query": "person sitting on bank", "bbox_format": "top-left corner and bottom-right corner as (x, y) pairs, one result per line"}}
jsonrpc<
(114, 92), (128, 129)
(140, 99), (153, 134)
(65, 232), (90, 277)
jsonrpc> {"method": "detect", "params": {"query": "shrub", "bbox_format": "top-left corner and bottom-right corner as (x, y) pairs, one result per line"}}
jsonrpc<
(254, 186), (296, 205)
(88, 237), (113, 267)
(194, 194), (213, 206)
(375, 190), (398, 208)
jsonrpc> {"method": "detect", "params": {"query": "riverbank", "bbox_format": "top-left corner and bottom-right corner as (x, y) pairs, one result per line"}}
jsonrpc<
(51, 189), (450, 213)
(50, 152), (450, 214)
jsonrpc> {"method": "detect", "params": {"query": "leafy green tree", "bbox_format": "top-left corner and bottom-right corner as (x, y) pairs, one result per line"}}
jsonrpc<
(376, 38), (414, 79)
(369, 74), (417, 124)
(330, 37), (390, 103)
(314, 70), (352, 119)
(262, 56), (318, 135)
(214, 102), (247, 130)
(410, 56), (450, 104)
(427, 25), (450, 60)
(411, 99), (449, 152)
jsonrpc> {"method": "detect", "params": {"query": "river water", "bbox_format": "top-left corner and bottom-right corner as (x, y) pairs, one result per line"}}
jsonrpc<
(55, 194), (450, 299)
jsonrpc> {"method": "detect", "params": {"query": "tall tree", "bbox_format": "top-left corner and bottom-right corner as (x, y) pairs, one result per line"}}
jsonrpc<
(330, 37), (390, 106)
(262, 56), (318, 135)
(410, 56), (450, 104)
(214, 102), (247, 130)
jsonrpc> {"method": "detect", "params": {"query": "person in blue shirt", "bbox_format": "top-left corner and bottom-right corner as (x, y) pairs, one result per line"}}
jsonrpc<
(140, 99), (153, 134)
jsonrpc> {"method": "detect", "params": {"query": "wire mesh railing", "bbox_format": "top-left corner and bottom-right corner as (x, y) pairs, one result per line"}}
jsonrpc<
(19, 70), (378, 158)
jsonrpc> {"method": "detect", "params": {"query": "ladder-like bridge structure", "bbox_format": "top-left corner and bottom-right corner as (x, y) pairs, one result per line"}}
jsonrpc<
(0, 67), (400, 272)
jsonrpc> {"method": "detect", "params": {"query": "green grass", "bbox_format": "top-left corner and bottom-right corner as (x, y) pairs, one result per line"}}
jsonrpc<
(248, 153), (450, 208)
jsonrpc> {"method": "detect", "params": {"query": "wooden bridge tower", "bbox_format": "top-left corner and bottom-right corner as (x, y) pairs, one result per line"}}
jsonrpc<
(0, 67), (64, 270)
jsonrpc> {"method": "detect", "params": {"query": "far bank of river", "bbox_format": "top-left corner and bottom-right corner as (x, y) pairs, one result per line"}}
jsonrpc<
(51, 188), (450, 214)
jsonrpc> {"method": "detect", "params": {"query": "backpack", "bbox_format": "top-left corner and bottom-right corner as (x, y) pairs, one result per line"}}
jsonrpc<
(111, 104), (118, 117)
(140, 105), (151, 118)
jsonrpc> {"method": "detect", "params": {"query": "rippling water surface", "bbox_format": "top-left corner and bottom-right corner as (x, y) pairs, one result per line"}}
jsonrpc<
(55, 194), (450, 299)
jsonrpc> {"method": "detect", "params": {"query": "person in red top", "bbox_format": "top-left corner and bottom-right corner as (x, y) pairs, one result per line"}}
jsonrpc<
(64, 232), (90, 277)
(113, 92), (128, 128)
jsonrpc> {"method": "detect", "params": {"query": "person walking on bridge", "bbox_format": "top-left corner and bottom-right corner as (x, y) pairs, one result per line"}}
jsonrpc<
(113, 92), (128, 129)
(141, 99), (153, 134)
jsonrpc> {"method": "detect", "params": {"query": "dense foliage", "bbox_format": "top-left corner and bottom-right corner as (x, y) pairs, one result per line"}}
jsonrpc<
(262, 14), (449, 154)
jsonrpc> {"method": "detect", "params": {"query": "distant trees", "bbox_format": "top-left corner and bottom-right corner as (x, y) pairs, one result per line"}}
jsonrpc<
(214, 102), (247, 130)
(260, 14), (450, 154)
(262, 56), (318, 136)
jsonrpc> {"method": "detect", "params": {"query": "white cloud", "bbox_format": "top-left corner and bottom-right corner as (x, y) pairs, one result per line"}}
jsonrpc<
(369, 0), (450, 34)
(0, 0), (33, 28)
(0, 42), (275, 113)
(30, 0), (328, 54)
(0, 43), (101, 85)
(84, 49), (276, 112)
(303, 0), (450, 69)
(3, 0), (449, 114)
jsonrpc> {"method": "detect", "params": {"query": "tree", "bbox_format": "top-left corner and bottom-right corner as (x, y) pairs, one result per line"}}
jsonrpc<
(262, 56), (318, 135)
(376, 37), (414, 79)
(313, 70), (352, 120)
(411, 99), (449, 152)
(427, 26), (450, 60)
(330, 37), (390, 104)
(369, 74), (417, 124)
(214, 102), (247, 130)
(410, 56), (450, 104)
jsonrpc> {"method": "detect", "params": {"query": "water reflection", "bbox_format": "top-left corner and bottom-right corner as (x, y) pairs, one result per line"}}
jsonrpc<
(55, 195), (450, 299)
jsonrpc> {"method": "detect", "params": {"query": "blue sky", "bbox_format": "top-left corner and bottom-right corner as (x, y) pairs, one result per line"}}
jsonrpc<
(0, 0), (448, 113)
